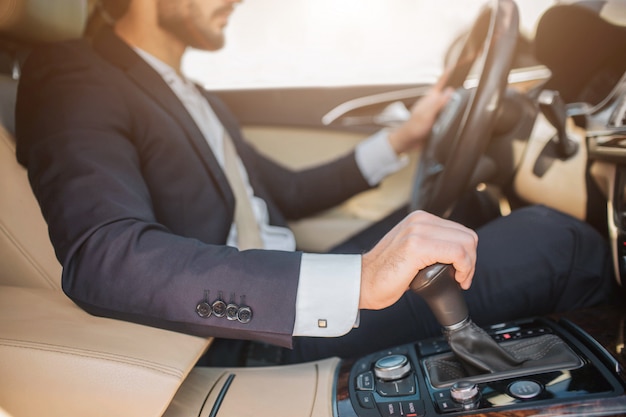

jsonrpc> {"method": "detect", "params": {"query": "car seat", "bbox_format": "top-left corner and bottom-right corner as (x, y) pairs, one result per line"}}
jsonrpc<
(0, 75), (62, 289)
(0, 0), (79, 289)
(0, 2), (211, 416)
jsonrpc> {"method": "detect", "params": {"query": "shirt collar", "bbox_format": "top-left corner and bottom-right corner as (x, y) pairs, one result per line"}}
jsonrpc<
(133, 47), (196, 91)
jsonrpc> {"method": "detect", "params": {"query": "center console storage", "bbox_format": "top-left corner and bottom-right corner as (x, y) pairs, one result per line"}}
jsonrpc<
(335, 317), (624, 416)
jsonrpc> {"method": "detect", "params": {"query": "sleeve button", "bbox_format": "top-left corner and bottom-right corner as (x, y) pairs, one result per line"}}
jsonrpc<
(196, 301), (212, 318)
(237, 306), (252, 324)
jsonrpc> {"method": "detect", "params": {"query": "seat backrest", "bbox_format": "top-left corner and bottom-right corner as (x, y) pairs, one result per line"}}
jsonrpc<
(0, 7), (213, 417)
(0, 80), (61, 290)
(0, 0), (90, 290)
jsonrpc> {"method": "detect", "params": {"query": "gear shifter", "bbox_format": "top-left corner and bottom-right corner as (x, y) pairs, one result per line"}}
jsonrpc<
(410, 263), (522, 374)
(408, 263), (469, 329)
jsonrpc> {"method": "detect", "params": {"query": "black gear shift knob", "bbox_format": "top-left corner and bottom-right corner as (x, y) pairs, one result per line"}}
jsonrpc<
(409, 263), (469, 329)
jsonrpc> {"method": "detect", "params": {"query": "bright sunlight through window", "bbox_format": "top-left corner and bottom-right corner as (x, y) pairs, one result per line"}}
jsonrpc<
(182, 0), (553, 90)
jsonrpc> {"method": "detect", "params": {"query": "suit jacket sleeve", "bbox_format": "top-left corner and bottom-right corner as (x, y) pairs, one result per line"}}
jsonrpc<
(15, 34), (378, 348)
(15, 40), (308, 347)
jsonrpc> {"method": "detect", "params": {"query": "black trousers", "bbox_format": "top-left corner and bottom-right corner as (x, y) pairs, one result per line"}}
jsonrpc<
(285, 204), (614, 363)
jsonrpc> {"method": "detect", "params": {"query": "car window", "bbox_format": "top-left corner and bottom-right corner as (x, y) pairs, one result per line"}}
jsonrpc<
(182, 0), (555, 90)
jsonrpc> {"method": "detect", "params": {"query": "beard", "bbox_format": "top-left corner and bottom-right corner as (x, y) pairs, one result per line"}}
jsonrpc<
(157, 0), (228, 51)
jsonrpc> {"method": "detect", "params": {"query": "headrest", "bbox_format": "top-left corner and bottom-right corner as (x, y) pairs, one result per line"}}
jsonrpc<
(561, 0), (626, 26)
(534, 2), (626, 81)
(540, 0), (626, 26)
(0, 0), (89, 44)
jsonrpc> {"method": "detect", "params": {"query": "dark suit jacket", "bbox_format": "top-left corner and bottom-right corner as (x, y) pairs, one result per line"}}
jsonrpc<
(15, 28), (372, 347)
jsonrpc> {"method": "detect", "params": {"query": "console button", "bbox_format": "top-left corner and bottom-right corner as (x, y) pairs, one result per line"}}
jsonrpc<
(357, 371), (375, 391)
(378, 400), (425, 417)
(356, 391), (376, 409)
(378, 401), (400, 417)
(399, 400), (425, 417)
(436, 398), (463, 413)
(355, 359), (371, 373)
(434, 392), (463, 413)
(508, 380), (543, 399)
(377, 375), (416, 397)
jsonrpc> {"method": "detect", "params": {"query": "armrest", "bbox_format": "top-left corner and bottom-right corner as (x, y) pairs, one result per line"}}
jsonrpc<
(0, 286), (211, 417)
(163, 358), (341, 417)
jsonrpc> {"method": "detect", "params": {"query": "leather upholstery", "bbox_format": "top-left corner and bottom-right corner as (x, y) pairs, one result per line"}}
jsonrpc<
(446, 320), (522, 374)
(0, 98), (62, 289)
(0, 0), (88, 290)
(0, 286), (209, 417)
(0, 2), (212, 416)
(424, 333), (583, 388)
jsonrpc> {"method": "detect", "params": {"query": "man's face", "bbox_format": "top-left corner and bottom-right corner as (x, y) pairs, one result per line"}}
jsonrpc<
(156, 0), (238, 51)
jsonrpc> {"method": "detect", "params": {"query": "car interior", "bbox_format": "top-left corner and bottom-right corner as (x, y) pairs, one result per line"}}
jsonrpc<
(1, 0), (625, 416)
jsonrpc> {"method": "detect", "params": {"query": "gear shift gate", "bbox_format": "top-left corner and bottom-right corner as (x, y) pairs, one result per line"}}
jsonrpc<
(423, 332), (583, 388)
(410, 264), (583, 388)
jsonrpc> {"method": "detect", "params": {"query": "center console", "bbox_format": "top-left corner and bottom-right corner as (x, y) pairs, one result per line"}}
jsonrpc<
(163, 309), (625, 417)
(163, 264), (625, 417)
(335, 317), (624, 416)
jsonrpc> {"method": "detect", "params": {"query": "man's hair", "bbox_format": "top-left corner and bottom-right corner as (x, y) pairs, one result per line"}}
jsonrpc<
(100, 0), (131, 20)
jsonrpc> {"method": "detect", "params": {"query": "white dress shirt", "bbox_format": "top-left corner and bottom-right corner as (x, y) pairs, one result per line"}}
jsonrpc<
(136, 49), (407, 337)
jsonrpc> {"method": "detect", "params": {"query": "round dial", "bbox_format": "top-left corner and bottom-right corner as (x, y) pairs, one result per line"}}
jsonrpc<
(450, 380), (480, 406)
(374, 354), (411, 381)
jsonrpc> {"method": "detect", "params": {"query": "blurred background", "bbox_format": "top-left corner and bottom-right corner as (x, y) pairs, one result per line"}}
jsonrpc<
(182, 0), (554, 90)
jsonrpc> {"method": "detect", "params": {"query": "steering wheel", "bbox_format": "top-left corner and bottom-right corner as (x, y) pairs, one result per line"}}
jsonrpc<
(410, 0), (519, 217)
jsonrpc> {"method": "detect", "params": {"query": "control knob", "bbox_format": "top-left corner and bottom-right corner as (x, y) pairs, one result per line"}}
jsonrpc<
(374, 354), (411, 381)
(450, 380), (480, 409)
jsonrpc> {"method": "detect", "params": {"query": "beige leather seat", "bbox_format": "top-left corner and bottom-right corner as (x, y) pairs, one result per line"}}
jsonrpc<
(0, 2), (211, 416)
(0, 79), (62, 290)
(0, 0), (80, 289)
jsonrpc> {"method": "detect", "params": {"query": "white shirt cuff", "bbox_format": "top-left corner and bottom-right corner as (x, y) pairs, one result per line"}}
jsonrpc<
(293, 253), (361, 337)
(355, 129), (409, 186)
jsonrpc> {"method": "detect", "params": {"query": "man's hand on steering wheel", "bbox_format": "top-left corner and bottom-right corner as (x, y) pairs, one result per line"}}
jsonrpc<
(388, 73), (454, 156)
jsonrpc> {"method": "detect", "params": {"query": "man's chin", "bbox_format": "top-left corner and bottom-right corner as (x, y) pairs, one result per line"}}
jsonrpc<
(160, 20), (225, 51)
(187, 30), (225, 51)
(191, 38), (225, 51)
